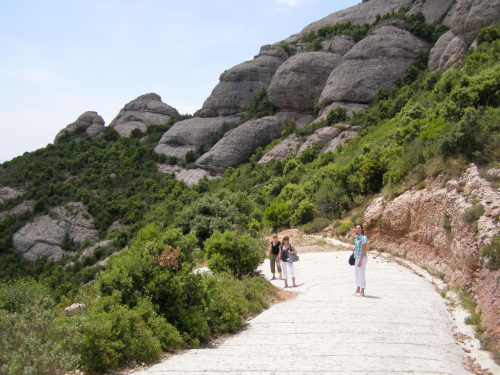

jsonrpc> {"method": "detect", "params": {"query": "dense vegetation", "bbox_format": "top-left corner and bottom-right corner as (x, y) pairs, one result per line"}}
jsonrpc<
(1, 18), (500, 374)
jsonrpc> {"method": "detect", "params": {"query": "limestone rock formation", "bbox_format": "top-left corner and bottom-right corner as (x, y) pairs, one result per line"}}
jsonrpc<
(0, 186), (24, 204)
(0, 200), (34, 222)
(259, 123), (360, 164)
(200, 46), (287, 117)
(157, 164), (217, 186)
(429, 0), (500, 71)
(293, 0), (413, 40)
(78, 239), (113, 261)
(364, 164), (500, 349)
(13, 202), (98, 261)
(54, 111), (105, 143)
(319, 26), (428, 107)
(196, 112), (298, 172)
(109, 93), (179, 137)
(155, 116), (239, 161)
(268, 52), (342, 112)
(409, 0), (455, 25)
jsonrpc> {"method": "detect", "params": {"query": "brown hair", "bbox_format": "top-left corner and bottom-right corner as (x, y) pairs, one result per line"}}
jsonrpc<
(355, 223), (364, 235)
(283, 236), (289, 241)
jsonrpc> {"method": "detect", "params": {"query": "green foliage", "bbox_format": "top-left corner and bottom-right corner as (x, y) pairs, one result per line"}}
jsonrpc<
(245, 89), (275, 120)
(78, 291), (180, 373)
(0, 283), (79, 374)
(478, 25), (500, 44)
(481, 233), (500, 270)
(263, 201), (291, 230)
(291, 199), (316, 225)
(442, 212), (452, 231)
(299, 144), (321, 164)
(205, 230), (266, 276)
(326, 107), (348, 125)
(185, 150), (196, 163)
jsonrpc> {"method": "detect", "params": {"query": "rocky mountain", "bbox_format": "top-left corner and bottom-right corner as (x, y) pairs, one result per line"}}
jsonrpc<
(49, 0), (500, 183)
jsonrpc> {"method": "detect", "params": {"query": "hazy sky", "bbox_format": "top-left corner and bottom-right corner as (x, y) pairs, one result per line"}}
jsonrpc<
(0, 0), (360, 163)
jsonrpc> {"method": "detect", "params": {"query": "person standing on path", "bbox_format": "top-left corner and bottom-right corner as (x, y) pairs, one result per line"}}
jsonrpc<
(353, 224), (368, 297)
(268, 233), (282, 280)
(278, 236), (298, 288)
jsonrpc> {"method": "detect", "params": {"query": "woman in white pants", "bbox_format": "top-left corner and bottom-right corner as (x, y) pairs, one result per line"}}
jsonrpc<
(278, 236), (298, 288)
(353, 224), (368, 296)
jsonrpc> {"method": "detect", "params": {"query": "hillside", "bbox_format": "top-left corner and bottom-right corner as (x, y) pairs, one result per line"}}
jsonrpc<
(1, 0), (500, 373)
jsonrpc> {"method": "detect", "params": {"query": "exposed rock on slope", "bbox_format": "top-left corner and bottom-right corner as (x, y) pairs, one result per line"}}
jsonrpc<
(258, 123), (360, 164)
(319, 26), (428, 106)
(294, 0), (413, 39)
(109, 93), (179, 137)
(155, 116), (239, 161)
(268, 52), (343, 112)
(364, 164), (500, 351)
(200, 46), (288, 117)
(429, 0), (500, 71)
(13, 202), (98, 261)
(0, 186), (24, 204)
(197, 112), (298, 171)
(54, 111), (106, 143)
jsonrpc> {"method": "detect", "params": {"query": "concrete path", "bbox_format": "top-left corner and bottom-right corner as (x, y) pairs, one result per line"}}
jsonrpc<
(132, 251), (471, 375)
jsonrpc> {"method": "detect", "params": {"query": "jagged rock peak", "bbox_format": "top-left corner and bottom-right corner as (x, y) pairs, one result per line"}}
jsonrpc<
(54, 111), (105, 143)
(109, 93), (179, 137)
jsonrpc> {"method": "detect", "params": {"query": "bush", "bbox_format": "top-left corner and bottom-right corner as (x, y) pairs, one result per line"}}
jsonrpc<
(205, 230), (266, 277)
(245, 89), (275, 119)
(481, 234), (500, 270)
(442, 212), (451, 231)
(326, 107), (348, 125)
(263, 201), (291, 230)
(78, 292), (180, 373)
(0, 290), (79, 374)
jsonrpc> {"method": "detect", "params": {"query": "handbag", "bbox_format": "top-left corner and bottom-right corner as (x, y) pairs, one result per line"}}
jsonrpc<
(287, 253), (300, 262)
(348, 252), (355, 266)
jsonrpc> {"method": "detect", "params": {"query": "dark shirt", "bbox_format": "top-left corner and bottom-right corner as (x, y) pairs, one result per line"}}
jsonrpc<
(270, 241), (281, 255)
(280, 244), (291, 262)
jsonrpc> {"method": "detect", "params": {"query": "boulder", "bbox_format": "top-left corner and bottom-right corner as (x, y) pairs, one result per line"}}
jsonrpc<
(319, 26), (428, 107)
(196, 112), (298, 171)
(449, 0), (500, 43)
(154, 116), (239, 161)
(297, 124), (361, 155)
(13, 202), (98, 262)
(54, 111), (105, 143)
(428, 31), (468, 72)
(258, 134), (302, 165)
(157, 164), (217, 186)
(259, 123), (360, 165)
(200, 46), (287, 117)
(79, 239), (113, 260)
(109, 93), (179, 137)
(321, 35), (356, 55)
(267, 52), (342, 112)
(64, 303), (86, 317)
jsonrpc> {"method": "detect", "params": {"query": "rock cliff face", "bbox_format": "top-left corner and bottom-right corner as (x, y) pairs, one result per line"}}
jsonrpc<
(13, 202), (98, 261)
(363, 164), (500, 351)
(109, 93), (179, 137)
(54, 111), (105, 143)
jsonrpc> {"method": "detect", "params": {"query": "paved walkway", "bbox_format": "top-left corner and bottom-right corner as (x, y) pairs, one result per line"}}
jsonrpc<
(132, 251), (471, 375)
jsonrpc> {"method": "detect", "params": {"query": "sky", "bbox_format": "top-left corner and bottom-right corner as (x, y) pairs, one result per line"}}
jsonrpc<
(0, 0), (360, 163)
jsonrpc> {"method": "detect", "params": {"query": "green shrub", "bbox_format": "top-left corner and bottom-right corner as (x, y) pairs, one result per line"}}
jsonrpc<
(291, 199), (316, 225)
(245, 89), (275, 119)
(481, 234), (500, 270)
(205, 230), (266, 276)
(442, 212), (452, 231)
(478, 25), (500, 44)
(461, 203), (485, 224)
(263, 201), (291, 230)
(0, 292), (79, 374)
(334, 220), (352, 237)
(78, 292), (180, 373)
(326, 107), (348, 125)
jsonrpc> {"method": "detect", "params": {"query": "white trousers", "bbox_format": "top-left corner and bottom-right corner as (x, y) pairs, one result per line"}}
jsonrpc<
(355, 257), (368, 288)
(281, 260), (295, 279)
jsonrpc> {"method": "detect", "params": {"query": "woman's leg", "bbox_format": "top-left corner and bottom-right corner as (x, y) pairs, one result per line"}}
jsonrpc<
(354, 261), (361, 293)
(270, 254), (276, 277)
(288, 262), (297, 287)
(277, 258), (282, 278)
(281, 260), (288, 287)
(359, 257), (368, 294)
